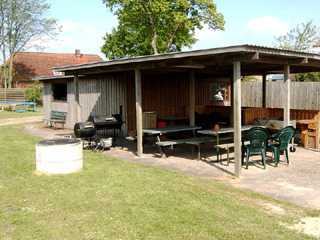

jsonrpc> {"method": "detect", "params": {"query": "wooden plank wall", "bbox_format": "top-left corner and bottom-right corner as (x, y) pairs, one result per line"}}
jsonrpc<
(42, 81), (74, 128)
(127, 72), (190, 134)
(126, 73), (232, 134)
(242, 107), (319, 125)
(42, 83), (51, 121)
(43, 73), (320, 134)
(78, 73), (130, 135)
(67, 80), (75, 128)
(0, 88), (26, 102)
(242, 81), (320, 110)
(142, 73), (190, 117)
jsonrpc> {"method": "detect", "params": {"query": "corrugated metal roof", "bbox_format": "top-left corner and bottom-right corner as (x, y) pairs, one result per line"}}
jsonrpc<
(54, 44), (320, 72)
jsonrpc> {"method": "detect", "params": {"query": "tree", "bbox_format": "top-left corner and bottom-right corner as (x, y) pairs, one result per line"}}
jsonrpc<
(275, 21), (320, 51)
(275, 21), (320, 82)
(101, 0), (224, 59)
(0, 0), (58, 88)
(25, 82), (42, 105)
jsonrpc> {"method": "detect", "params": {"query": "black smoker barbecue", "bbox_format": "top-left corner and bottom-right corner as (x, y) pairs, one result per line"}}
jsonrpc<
(88, 105), (124, 138)
(74, 106), (124, 149)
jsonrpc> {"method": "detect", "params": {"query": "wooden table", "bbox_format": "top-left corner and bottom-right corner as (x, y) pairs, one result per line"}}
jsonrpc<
(143, 125), (201, 136)
(143, 125), (202, 158)
(198, 125), (255, 162)
(197, 125), (255, 144)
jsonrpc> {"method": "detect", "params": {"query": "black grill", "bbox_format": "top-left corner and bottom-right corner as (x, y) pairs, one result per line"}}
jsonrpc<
(88, 106), (124, 137)
(74, 122), (96, 139)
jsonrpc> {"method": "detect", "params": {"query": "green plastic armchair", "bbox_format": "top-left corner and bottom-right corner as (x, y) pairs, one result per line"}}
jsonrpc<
(268, 126), (295, 167)
(242, 127), (269, 169)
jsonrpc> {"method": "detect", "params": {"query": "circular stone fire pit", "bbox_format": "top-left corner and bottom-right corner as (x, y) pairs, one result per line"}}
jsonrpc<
(36, 138), (83, 174)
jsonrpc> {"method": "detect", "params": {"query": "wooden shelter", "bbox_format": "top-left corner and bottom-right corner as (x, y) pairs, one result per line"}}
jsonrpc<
(39, 45), (320, 176)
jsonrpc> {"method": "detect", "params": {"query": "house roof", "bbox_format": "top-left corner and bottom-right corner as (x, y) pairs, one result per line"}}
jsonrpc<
(13, 51), (102, 82)
(53, 44), (320, 76)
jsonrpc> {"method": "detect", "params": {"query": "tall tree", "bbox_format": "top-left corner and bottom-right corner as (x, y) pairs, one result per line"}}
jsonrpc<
(275, 21), (319, 51)
(102, 0), (224, 59)
(275, 21), (320, 82)
(0, 0), (58, 88)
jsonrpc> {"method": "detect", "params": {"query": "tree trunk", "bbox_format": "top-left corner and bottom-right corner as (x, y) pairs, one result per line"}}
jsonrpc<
(1, 48), (7, 88)
(151, 30), (158, 55)
(8, 54), (14, 88)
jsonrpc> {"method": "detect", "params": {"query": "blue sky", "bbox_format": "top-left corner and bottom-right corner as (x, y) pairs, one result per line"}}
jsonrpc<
(45, 0), (320, 58)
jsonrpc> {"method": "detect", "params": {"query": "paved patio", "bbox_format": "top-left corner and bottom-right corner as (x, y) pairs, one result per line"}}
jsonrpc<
(25, 124), (320, 209)
(106, 143), (320, 209)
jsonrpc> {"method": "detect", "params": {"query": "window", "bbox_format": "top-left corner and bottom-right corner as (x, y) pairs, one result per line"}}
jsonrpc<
(52, 83), (67, 101)
(209, 79), (231, 106)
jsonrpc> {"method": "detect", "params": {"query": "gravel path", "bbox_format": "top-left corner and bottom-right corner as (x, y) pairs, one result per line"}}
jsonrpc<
(0, 116), (43, 126)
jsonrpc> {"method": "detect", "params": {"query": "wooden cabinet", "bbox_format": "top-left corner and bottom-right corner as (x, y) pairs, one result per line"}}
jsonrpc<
(298, 113), (320, 150)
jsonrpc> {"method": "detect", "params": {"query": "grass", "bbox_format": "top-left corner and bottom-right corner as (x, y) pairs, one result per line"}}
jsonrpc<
(0, 108), (43, 119)
(0, 125), (318, 240)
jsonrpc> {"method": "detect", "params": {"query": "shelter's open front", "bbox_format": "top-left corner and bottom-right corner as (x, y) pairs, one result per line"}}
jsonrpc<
(40, 45), (320, 176)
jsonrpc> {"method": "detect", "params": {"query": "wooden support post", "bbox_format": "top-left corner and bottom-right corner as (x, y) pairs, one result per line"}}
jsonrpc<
(230, 74), (234, 126)
(135, 68), (143, 157)
(189, 71), (195, 126)
(74, 75), (81, 122)
(283, 65), (291, 126)
(233, 61), (242, 177)
(262, 74), (267, 108)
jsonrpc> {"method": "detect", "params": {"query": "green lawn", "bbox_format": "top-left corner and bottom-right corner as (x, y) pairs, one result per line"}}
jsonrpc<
(0, 108), (43, 119)
(0, 126), (318, 239)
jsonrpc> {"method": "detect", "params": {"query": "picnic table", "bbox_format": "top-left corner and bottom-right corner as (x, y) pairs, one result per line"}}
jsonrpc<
(143, 125), (201, 136)
(198, 125), (255, 144)
(198, 125), (255, 163)
(143, 125), (205, 158)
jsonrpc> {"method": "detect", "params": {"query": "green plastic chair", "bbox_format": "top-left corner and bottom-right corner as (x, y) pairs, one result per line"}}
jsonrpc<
(268, 126), (295, 167)
(242, 127), (269, 169)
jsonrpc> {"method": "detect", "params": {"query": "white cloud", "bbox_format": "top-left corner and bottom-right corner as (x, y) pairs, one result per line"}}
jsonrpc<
(27, 18), (118, 58)
(60, 20), (81, 32)
(247, 16), (289, 36)
(192, 25), (226, 50)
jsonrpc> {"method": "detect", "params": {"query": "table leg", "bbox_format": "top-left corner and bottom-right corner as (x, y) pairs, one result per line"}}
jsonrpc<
(216, 133), (220, 163)
(227, 145), (230, 166)
(156, 135), (167, 158)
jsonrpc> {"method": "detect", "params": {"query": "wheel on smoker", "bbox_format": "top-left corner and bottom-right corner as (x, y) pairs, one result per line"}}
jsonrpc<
(290, 146), (296, 152)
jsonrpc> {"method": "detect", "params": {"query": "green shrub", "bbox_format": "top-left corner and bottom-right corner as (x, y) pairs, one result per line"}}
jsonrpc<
(25, 83), (42, 105)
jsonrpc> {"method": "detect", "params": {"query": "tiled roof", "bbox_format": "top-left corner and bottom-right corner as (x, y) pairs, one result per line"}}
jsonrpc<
(13, 51), (102, 82)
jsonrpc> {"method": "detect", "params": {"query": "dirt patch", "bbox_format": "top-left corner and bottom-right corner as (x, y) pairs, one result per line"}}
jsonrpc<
(24, 124), (73, 139)
(289, 217), (320, 238)
(0, 116), (42, 126)
(260, 202), (286, 215)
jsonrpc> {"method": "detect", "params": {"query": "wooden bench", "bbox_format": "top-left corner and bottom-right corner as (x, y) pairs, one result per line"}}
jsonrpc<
(184, 137), (216, 160)
(216, 143), (234, 165)
(47, 111), (67, 129)
(156, 136), (231, 159)
(156, 139), (186, 157)
(216, 140), (251, 165)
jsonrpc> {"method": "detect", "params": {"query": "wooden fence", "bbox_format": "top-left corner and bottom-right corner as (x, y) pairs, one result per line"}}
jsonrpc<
(0, 88), (26, 102)
(242, 81), (320, 110)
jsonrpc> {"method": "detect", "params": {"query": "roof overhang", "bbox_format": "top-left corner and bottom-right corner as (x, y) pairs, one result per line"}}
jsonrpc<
(53, 44), (320, 76)
(34, 75), (74, 81)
